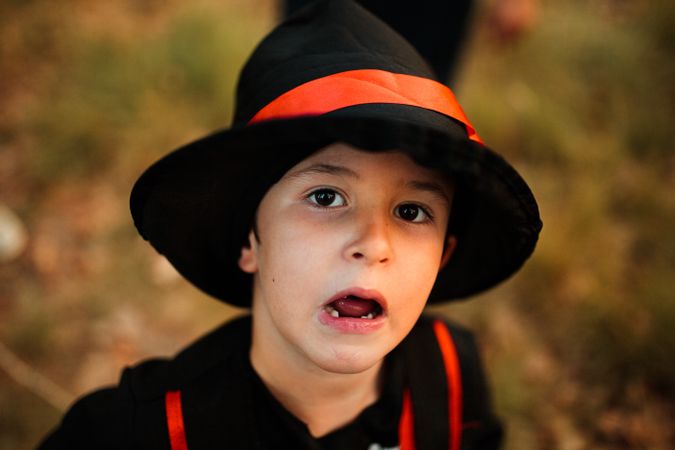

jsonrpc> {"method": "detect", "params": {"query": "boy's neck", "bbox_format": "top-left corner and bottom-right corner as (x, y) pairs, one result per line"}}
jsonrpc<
(249, 321), (384, 437)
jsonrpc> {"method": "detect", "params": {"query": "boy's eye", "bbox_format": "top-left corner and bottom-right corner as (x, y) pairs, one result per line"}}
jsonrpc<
(307, 189), (346, 207)
(396, 204), (431, 223)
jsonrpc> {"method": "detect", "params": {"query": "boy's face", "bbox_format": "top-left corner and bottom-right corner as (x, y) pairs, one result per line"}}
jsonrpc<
(239, 143), (456, 375)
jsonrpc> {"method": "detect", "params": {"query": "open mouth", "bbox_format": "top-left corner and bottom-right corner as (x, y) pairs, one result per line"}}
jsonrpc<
(323, 293), (385, 320)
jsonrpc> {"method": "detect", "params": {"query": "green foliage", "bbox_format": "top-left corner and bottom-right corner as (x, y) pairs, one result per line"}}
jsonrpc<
(24, 4), (263, 186)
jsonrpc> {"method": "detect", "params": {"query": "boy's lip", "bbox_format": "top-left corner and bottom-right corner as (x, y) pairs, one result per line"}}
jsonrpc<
(318, 287), (388, 334)
(323, 287), (388, 313)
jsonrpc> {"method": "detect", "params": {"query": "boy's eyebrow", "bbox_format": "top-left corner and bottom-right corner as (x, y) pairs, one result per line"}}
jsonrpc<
(286, 163), (360, 180)
(407, 180), (452, 206)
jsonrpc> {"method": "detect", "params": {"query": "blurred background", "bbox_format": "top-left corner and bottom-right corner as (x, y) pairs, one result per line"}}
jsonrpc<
(0, 0), (673, 448)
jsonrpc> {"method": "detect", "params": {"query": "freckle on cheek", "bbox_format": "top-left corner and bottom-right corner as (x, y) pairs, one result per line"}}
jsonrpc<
(272, 277), (275, 283)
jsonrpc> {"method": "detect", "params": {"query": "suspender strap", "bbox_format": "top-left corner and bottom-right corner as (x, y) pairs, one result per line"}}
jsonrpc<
(398, 389), (416, 450)
(165, 390), (188, 450)
(398, 319), (464, 450)
(432, 320), (463, 450)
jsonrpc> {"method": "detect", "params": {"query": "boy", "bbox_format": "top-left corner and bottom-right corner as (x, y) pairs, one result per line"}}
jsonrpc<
(38, 0), (541, 448)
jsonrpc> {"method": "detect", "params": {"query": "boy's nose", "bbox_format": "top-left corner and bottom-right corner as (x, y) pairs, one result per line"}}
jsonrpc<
(344, 214), (393, 265)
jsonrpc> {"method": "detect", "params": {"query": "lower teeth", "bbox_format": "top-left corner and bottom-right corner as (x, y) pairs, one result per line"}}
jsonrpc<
(325, 306), (376, 319)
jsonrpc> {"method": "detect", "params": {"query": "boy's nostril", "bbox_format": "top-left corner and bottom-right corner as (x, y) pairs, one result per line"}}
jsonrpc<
(352, 252), (364, 259)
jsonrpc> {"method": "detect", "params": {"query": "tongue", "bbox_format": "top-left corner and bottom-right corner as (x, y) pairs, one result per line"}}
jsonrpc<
(331, 297), (377, 318)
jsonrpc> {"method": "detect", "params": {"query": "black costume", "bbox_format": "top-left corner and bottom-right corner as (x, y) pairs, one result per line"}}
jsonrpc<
(38, 316), (502, 449)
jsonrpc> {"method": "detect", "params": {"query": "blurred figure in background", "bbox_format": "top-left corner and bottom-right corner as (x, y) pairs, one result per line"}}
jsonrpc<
(486, 0), (539, 41)
(283, 0), (474, 83)
(282, 0), (539, 84)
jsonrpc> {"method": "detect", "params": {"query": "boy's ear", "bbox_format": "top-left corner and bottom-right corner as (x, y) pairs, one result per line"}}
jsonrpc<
(439, 234), (458, 270)
(238, 230), (259, 274)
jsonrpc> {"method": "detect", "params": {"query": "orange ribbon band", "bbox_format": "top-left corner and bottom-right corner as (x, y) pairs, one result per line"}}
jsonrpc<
(248, 69), (483, 144)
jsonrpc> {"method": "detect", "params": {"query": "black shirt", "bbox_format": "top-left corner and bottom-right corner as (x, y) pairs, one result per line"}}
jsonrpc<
(37, 315), (502, 449)
(247, 348), (402, 449)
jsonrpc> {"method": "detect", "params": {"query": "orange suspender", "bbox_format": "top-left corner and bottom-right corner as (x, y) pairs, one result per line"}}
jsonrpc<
(165, 390), (188, 450)
(433, 319), (464, 450)
(398, 320), (463, 450)
(164, 320), (462, 450)
(398, 389), (416, 450)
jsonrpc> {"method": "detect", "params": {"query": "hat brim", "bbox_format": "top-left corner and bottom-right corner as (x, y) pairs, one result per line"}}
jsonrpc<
(131, 111), (541, 306)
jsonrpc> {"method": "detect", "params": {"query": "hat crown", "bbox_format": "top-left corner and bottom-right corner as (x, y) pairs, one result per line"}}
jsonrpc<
(233, 0), (436, 126)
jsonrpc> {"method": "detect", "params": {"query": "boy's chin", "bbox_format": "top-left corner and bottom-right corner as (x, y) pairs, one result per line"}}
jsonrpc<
(309, 347), (387, 375)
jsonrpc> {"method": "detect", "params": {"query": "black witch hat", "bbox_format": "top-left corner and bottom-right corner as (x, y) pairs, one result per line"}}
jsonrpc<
(130, 0), (542, 307)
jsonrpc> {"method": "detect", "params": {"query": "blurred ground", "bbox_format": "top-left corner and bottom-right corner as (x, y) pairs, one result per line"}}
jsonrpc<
(0, 0), (673, 449)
